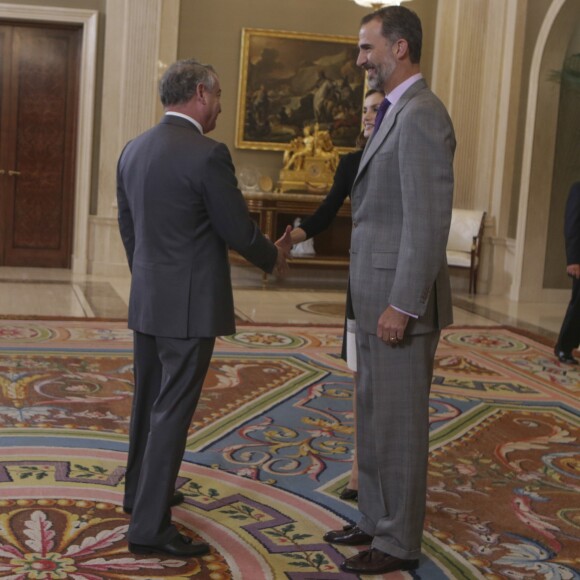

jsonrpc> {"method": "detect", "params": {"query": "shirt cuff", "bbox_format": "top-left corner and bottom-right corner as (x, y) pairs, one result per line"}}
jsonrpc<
(391, 305), (418, 319)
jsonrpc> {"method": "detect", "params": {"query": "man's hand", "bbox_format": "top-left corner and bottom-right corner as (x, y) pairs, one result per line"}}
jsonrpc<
(274, 225), (293, 277)
(276, 225), (293, 258)
(567, 264), (580, 279)
(377, 305), (410, 346)
(275, 247), (289, 277)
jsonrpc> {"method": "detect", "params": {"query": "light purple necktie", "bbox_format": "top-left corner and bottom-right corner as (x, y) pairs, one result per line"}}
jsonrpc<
(372, 98), (391, 136)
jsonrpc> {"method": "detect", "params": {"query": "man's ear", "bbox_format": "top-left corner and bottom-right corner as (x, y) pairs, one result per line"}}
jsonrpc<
(393, 39), (409, 60)
(196, 83), (206, 104)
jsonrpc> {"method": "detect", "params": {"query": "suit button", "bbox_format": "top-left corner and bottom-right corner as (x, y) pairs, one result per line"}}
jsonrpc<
(353, 221), (358, 228)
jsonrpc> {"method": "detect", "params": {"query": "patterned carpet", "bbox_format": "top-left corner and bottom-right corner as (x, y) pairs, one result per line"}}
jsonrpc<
(0, 320), (578, 579)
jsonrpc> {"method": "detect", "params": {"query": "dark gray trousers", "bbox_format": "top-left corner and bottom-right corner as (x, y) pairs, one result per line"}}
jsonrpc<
(125, 331), (215, 545)
(556, 276), (580, 354)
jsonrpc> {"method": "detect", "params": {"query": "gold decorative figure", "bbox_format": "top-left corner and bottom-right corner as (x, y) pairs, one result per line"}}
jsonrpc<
(278, 123), (340, 193)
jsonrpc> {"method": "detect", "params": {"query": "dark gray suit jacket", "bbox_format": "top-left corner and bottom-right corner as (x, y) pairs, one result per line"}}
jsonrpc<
(117, 115), (277, 338)
(565, 182), (580, 265)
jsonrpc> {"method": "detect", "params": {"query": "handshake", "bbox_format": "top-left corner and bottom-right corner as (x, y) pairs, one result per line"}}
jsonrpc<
(273, 225), (293, 278)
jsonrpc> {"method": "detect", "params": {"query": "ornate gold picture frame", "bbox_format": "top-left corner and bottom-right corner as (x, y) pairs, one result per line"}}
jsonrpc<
(235, 28), (365, 153)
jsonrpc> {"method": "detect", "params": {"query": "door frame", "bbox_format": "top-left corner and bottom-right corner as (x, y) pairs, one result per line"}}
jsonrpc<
(512, 0), (580, 302)
(0, 3), (98, 273)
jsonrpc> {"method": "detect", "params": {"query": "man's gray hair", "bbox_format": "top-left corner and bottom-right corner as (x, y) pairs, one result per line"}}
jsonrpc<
(159, 59), (217, 106)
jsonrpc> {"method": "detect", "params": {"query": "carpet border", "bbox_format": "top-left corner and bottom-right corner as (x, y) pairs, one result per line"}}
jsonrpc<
(502, 324), (557, 348)
(0, 315), (127, 322)
(0, 319), (564, 349)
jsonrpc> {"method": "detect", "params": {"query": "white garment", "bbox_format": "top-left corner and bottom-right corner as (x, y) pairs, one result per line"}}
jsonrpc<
(346, 318), (357, 372)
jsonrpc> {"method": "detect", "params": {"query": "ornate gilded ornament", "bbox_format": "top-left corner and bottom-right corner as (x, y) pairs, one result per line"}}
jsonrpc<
(277, 123), (340, 193)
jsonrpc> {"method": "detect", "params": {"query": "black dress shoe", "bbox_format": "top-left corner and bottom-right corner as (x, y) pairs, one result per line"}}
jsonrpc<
(129, 533), (209, 557)
(123, 491), (185, 514)
(323, 524), (373, 545)
(339, 487), (358, 501)
(340, 548), (419, 575)
(554, 348), (578, 365)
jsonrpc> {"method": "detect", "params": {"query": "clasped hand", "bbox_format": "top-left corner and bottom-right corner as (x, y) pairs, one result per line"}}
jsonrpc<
(377, 305), (409, 346)
(274, 225), (293, 277)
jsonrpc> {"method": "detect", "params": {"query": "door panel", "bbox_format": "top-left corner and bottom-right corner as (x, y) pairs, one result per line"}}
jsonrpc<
(0, 26), (10, 263)
(0, 23), (80, 268)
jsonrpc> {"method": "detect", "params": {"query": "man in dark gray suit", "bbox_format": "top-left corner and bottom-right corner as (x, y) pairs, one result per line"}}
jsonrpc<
(117, 59), (291, 558)
(323, 7), (455, 575)
(554, 182), (580, 364)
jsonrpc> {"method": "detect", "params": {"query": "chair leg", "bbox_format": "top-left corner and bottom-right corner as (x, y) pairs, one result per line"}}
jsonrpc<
(468, 268), (473, 294)
(473, 269), (478, 295)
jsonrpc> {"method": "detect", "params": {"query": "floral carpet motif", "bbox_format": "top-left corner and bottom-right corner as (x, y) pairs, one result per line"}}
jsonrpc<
(0, 320), (579, 579)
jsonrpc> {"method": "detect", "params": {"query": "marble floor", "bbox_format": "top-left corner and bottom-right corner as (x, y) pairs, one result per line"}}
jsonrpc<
(0, 265), (568, 345)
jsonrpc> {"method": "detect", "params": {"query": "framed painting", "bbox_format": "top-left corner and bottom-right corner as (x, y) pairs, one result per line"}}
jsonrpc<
(235, 28), (365, 153)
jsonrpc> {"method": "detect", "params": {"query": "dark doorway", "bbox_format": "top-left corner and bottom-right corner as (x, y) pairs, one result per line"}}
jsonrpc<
(0, 22), (81, 267)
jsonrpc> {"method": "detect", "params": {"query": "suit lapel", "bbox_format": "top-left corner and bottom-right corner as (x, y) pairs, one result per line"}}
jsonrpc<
(354, 79), (427, 190)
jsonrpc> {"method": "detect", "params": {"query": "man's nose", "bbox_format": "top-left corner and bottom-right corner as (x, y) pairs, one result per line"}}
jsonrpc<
(356, 52), (366, 67)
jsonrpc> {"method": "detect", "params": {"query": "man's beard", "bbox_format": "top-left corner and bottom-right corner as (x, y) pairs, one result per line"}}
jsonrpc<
(366, 61), (394, 91)
(367, 72), (382, 91)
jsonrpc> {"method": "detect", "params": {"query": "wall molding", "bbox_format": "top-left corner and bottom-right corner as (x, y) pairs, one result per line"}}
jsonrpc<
(0, 3), (98, 274)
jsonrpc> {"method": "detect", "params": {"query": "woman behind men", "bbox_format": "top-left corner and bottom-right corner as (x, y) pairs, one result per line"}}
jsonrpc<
(290, 89), (385, 500)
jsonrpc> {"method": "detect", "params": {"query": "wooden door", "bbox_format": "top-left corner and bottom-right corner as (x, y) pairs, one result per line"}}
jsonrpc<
(0, 22), (81, 268)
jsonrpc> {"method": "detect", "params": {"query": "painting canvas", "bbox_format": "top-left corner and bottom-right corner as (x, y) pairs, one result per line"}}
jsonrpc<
(236, 28), (365, 152)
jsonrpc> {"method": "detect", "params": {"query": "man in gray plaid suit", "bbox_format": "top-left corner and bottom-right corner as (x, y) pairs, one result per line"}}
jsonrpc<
(324, 6), (456, 575)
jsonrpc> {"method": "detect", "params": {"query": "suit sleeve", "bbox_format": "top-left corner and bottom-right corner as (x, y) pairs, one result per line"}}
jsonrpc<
(116, 148), (135, 272)
(389, 99), (455, 315)
(201, 143), (278, 273)
(565, 182), (580, 265)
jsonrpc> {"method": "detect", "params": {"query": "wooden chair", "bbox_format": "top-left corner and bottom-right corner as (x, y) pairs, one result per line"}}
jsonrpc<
(446, 209), (486, 294)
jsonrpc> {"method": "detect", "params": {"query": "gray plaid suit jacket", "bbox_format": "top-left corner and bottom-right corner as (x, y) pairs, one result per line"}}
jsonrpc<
(350, 78), (455, 334)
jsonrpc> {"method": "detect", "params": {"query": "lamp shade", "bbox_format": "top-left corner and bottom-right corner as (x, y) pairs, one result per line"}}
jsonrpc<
(353, 0), (404, 7)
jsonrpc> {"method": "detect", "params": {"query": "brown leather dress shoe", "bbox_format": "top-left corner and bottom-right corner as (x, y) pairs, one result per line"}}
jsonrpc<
(123, 491), (185, 514)
(323, 524), (373, 545)
(340, 548), (419, 574)
(129, 533), (209, 558)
